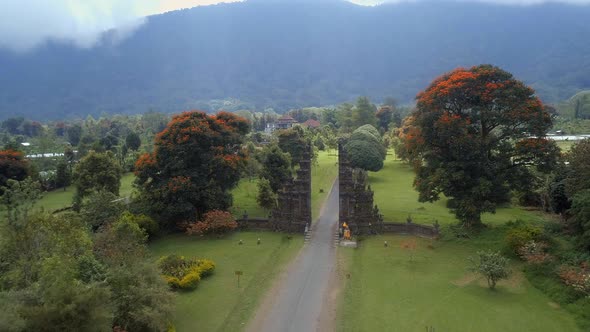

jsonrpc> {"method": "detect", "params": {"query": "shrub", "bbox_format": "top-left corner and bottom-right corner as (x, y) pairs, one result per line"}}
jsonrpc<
(558, 264), (590, 297)
(196, 259), (216, 277)
(158, 255), (215, 290)
(118, 211), (159, 238)
(505, 224), (542, 254)
(178, 269), (201, 289)
(517, 240), (552, 264)
(186, 210), (238, 236)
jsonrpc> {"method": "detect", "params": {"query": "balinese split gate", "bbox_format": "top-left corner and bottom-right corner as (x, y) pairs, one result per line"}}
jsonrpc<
(238, 141), (439, 238)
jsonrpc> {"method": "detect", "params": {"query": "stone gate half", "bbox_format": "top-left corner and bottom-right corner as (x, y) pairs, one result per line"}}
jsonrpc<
(338, 141), (383, 235)
(269, 144), (312, 232)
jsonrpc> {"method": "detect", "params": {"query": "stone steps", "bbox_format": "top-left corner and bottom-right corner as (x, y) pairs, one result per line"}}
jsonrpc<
(304, 230), (312, 243)
(333, 231), (340, 247)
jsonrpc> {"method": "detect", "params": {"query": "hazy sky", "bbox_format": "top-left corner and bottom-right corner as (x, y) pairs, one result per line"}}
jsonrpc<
(1, 0), (590, 52)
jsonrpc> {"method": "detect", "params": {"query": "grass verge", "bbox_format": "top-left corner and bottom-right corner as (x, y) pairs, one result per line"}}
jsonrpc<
(150, 232), (302, 332)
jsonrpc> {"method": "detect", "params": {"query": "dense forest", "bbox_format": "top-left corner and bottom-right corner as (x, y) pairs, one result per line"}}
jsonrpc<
(1, 0), (590, 120)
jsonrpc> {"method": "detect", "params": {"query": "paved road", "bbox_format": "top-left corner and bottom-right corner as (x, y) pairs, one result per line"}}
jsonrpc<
(247, 180), (339, 332)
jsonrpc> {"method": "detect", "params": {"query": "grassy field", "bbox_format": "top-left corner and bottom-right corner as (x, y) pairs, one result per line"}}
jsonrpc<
(369, 154), (552, 226)
(32, 148), (338, 218)
(555, 140), (575, 151)
(35, 172), (135, 212)
(229, 179), (268, 218)
(338, 235), (580, 332)
(150, 232), (302, 332)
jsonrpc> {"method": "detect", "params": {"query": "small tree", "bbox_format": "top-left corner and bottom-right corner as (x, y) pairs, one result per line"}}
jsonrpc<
(55, 159), (71, 191)
(73, 151), (122, 210)
(256, 178), (276, 210)
(569, 189), (590, 251)
(80, 190), (126, 231)
(125, 131), (141, 151)
(260, 144), (292, 193)
(469, 250), (510, 290)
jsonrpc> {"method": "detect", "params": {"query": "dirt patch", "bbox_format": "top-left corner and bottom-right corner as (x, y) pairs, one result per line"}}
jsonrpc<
(501, 270), (525, 293)
(452, 270), (525, 292)
(548, 301), (561, 309)
(452, 272), (480, 287)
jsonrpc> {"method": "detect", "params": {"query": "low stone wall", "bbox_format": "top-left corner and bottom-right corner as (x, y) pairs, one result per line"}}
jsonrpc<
(380, 221), (440, 239)
(236, 217), (308, 233)
(236, 218), (273, 231)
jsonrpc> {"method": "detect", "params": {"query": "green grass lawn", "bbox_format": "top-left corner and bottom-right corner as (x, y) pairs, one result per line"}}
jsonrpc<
(338, 235), (580, 332)
(230, 179), (268, 218)
(35, 172), (135, 212)
(369, 154), (551, 226)
(555, 140), (574, 151)
(150, 232), (302, 332)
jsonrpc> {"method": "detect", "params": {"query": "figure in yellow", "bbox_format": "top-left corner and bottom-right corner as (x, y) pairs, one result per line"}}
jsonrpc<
(342, 222), (352, 240)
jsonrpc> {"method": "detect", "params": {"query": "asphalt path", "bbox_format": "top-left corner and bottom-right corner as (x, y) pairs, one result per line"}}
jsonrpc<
(247, 180), (339, 332)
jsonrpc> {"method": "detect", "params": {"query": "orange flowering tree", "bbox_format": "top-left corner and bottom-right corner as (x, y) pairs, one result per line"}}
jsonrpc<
(0, 149), (30, 193)
(135, 111), (250, 228)
(411, 65), (558, 226)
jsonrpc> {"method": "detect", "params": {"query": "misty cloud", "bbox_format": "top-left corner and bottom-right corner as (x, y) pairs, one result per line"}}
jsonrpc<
(0, 0), (158, 52)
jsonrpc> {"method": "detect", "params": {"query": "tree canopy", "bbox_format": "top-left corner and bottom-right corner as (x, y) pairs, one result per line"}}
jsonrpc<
(0, 150), (29, 193)
(73, 151), (122, 208)
(345, 124), (385, 172)
(408, 65), (557, 226)
(134, 111), (250, 227)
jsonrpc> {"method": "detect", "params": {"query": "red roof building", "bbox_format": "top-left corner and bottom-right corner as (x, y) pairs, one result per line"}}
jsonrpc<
(302, 119), (321, 129)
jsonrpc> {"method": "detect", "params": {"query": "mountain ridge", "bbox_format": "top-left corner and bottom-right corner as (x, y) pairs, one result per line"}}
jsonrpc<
(1, 1), (590, 120)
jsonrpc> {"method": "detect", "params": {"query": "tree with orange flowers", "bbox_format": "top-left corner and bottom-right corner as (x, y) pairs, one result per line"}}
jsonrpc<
(411, 65), (558, 227)
(135, 111), (250, 228)
(0, 149), (30, 193)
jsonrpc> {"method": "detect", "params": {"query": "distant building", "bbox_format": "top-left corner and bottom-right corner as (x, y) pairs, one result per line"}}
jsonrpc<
(276, 115), (298, 130)
(302, 119), (321, 129)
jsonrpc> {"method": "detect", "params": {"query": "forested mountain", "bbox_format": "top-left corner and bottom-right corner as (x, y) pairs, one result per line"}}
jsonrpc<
(2, 0), (590, 120)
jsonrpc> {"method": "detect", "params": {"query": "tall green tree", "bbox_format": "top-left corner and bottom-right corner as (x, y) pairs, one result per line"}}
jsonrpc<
(351, 96), (377, 129)
(55, 159), (71, 191)
(73, 151), (122, 209)
(277, 126), (307, 165)
(94, 216), (174, 331)
(125, 131), (141, 151)
(259, 145), (292, 193)
(0, 212), (113, 331)
(344, 124), (385, 172)
(565, 139), (590, 197)
(135, 111), (250, 227)
(410, 65), (557, 226)
(256, 178), (277, 210)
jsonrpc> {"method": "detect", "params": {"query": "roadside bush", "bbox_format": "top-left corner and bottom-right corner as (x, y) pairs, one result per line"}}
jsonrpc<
(158, 255), (215, 290)
(186, 210), (238, 236)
